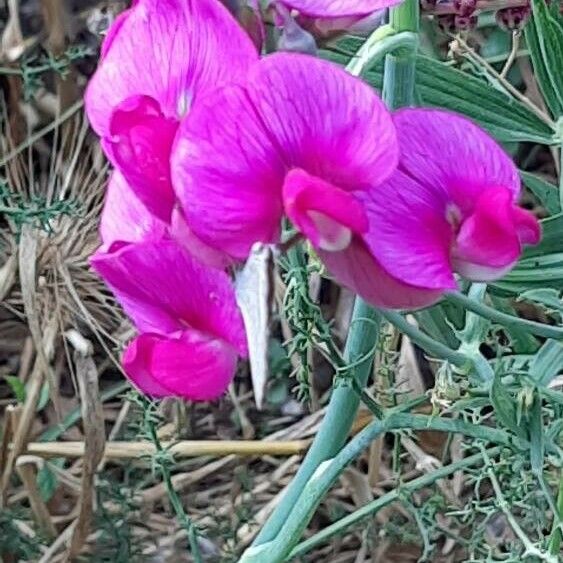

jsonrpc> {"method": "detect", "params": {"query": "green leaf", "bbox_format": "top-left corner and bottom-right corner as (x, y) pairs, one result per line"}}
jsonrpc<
(524, 213), (563, 259)
(521, 171), (561, 215)
(529, 340), (563, 387)
(4, 375), (26, 403)
(415, 304), (460, 349)
(528, 395), (544, 476)
(490, 370), (523, 437)
(322, 42), (555, 143)
(413, 56), (555, 144)
(492, 214), (563, 294)
(267, 380), (289, 406)
(37, 462), (60, 502)
(525, 0), (563, 118)
(360, 59), (554, 144)
(36, 382), (50, 412)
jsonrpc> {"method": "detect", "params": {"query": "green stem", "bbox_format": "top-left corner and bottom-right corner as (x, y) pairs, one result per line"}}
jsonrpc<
(383, 0), (419, 109)
(481, 446), (556, 562)
(380, 310), (468, 367)
(446, 291), (563, 340)
(288, 447), (501, 559)
(241, 414), (522, 562)
(548, 470), (563, 554)
(559, 140), (563, 211)
(252, 0), (419, 550)
(252, 300), (382, 544)
(143, 401), (202, 563)
(347, 31), (418, 78)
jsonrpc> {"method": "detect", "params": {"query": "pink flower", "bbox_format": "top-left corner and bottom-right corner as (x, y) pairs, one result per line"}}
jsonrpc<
(99, 170), (229, 269)
(274, 0), (399, 37)
(91, 240), (248, 401)
(172, 53), (540, 310)
(172, 52), (399, 260)
(323, 109), (541, 308)
(85, 0), (258, 222)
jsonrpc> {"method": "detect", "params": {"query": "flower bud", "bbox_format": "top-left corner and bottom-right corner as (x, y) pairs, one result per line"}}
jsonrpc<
(276, 4), (317, 54)
(496, 4), (531, 31)
(454, 13), (478, 30)
(453, 0), (477, 16)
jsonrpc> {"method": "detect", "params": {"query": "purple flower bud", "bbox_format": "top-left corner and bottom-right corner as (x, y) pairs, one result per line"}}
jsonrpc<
(496, 4), (531, 31)
(453, 0), (477, 16)
(454, 13), (478, 30)
(276, 4), (317, 54)
(437, 14), (457, 32)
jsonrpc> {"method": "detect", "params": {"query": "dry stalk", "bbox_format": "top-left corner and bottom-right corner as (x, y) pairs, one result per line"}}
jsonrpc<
(24, 438), (312, 460)
(19, 224), (62, 416)
(66, 341), (106, 560)
(15, 459), (58, 539)
(0, 316), (58, 499)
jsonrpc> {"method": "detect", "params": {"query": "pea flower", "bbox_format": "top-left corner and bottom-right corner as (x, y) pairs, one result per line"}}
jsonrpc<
(348, 109), (541, 304)
(85, 0), (257, 222)
(99, 170), (229, 269)
(321, 109), (542, 308)
(172, 54), (540, 310)
(172, 53), (399, 261)
(91, 240), (248, 400)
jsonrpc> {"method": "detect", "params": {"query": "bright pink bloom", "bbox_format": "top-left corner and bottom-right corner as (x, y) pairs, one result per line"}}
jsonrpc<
(172, 52), (399, 260)
(91, 240), (247, 401)
(99, 170), (229, 269)
(324, 109), (541, 308)
(100, 170), (167, 247)
(85, 0), (257, 221)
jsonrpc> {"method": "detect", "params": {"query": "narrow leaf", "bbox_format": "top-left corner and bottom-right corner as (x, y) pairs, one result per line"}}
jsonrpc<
(490, 370), (524, 437)
(323, 46), (555, 143)
(525, 0), (563, 118)
(4, 375), (26, 403)
(521, 171), (561, 215)
(529, 340), (563, 387)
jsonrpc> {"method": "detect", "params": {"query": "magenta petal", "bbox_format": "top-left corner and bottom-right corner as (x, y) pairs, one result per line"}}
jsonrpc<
(393, 109), (520, 212)
(450, 187), (539, 281)
(512, 206), (542, 245)
(99, 170), (167, 247)
(169, 209), (233, 270)
(281, 0), (400, 18)
(283, 168), (368, 250)
(248, 53), (398, 190)
(123, 331), (238, 401)
(172, 83), (286, 259)
(319, 238), (444, 310)
(172, 53), (397, 258)
(85, 0), (258, 137)
(90, 240), (247, 356)
(106, 95), (177, 222)
(122, 336), (174, 397)
(361, 170), (457, 291)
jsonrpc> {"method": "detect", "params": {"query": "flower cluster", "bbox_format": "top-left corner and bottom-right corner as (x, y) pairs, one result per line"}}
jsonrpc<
(87, 0), (540, 401)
